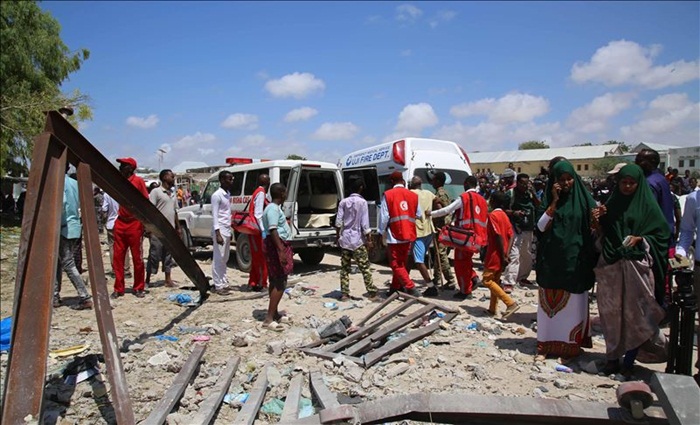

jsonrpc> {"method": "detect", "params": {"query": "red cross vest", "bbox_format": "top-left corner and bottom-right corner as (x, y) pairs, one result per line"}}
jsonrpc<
(456, 191), (488, 248)
(249, 186), (269, 217)
(385, 187), (419, 242)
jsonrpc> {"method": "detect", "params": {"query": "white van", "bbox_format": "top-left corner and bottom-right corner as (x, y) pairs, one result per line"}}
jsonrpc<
(177, 160), (343, 271)
(338, 138), (473, 261)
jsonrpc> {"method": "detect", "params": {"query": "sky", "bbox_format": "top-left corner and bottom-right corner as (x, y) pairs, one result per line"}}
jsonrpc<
(41, 1), (700, 170)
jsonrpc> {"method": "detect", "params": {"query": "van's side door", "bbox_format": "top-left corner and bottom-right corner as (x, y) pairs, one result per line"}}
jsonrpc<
(342, 167), (379, 229)
(282, 164), (302, 238)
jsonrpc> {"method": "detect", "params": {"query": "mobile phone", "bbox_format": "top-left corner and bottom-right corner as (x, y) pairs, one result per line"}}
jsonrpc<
(622, 235), (633, 246)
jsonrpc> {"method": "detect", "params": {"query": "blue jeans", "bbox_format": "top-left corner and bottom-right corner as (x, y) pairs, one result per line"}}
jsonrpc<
(54, 236), (90, 301)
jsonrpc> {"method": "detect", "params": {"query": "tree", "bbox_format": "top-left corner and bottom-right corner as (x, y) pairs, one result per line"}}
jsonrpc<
(603, 140), (631, 153)
(286, 154), (307, 160)
(1, 1), (92, 176)
(573, 143), (593, 146)
(518, 140), (549, 150)
(592, 156), (631, 177)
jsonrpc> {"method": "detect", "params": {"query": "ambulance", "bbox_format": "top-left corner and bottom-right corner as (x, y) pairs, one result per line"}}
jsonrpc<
(338, 138), (473, 262)
(177, 158), (343, 272)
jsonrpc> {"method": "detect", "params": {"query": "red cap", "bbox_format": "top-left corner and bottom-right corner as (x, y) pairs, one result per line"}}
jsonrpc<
(117, 157), (137, 169)
(389, 171), (403, 182)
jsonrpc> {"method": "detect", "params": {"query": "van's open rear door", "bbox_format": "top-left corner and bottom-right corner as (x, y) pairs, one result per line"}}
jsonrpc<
(342, 167), (379, 229)
(283, 163), (302, 237)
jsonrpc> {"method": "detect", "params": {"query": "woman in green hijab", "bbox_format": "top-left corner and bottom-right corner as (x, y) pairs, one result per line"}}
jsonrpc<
(536, 160), (598, 358)
(593, 164), (668, 376)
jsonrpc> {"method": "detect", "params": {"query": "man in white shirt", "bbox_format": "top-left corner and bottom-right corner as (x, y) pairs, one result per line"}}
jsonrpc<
(675, 185), (700, 383)
(102, 192), (131, 277)
(211, 170), (234, 295)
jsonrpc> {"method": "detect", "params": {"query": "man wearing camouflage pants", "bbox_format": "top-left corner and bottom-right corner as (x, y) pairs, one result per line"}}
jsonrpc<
(335, 176), (378, 302)
(425, 171), (456, 296)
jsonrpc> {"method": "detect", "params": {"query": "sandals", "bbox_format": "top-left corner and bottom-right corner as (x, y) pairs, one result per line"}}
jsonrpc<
(261, 321), (285, 332)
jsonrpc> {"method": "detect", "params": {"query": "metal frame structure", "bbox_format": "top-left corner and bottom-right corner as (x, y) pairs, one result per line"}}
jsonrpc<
(300, 292), (459, 367)
(1, 111), (210, 424)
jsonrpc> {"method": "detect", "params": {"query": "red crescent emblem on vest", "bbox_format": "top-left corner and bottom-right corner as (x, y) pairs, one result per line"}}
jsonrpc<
(400, 200), (408, 211)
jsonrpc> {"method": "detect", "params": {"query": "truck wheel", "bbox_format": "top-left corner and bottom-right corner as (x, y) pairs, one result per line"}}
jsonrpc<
(298, 248), (324, 266)
(235, 233), (252, 272)
(180, 224), (192, 251)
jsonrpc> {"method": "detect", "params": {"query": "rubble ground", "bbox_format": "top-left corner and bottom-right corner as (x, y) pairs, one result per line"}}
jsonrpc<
(0, 224), (696, 424)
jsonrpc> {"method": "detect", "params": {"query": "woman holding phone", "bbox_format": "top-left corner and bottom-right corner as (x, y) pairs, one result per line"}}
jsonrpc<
(535, 160), (598, 358)
(592, 164), (668, 376)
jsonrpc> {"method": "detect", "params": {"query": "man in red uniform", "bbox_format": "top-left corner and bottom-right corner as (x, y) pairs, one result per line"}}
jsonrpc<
(111, 157), (149, 299)
(248, 174), (270, 291)
(379, 171), (422, 297)
(428, 176), (487, 299)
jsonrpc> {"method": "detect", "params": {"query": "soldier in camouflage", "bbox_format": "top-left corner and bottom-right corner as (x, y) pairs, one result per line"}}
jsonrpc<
(424, 171), (456, 296)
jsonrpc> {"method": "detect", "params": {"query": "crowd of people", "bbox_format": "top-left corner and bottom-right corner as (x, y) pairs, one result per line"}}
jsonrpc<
(48, 148), (699, 383)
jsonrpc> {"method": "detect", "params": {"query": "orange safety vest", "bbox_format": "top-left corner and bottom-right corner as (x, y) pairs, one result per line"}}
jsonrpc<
(456, 191), (488, 248)
(385, 187), (419, 242)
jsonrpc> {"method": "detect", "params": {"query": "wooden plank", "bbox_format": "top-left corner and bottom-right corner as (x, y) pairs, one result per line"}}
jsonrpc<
(343, 304), (433, 356)
(363, 321), (440, 367)
(232, 365), (268, 425)
(650, 372), (700, 425)
(310, 370), (339, 409)
(2, 134), (66, 425)
(397, 292), (459, 314)
(299, 348), (364, 365)
(190, 356), (240, 425)
(142, 344), (207, 425)
(326, 299), (417, 353)
(280, 374), (304, 423)
(356, 292), (399, 326)
(77, 163), (136, 423)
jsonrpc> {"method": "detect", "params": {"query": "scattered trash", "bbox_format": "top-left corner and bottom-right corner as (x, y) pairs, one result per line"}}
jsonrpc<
(466, 322), (478, 331)
(223, 392), (249, 406)
(422, 339), (430, 347)
(62, 354), (102, 385)
(154, 335), (179, 342)
(299, 397), (314, 418)
(167, 293), (199, 306)
(260, 397), (285, 415)
(49, 344), (90, 359)
(79, 326), (93, 333)
(147, 351), (171, 366)
(0, 316), (11, 352)
(192, 335), (211, 342)
(323, 302), (338, 310)
(555, 364), (573, 373)
(318, 316), (352, 340)
(178, 325), (209, 334)
(387, 331), (407, 342)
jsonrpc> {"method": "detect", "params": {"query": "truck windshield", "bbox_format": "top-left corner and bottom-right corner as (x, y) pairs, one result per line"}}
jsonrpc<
(414, 168), (470, 200)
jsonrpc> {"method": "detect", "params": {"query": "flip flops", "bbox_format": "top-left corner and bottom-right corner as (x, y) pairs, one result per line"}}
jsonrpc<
(261, 321), (285, 332)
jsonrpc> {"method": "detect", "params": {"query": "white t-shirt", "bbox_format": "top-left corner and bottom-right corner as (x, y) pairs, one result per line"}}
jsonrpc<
(211, 187), (232, 237)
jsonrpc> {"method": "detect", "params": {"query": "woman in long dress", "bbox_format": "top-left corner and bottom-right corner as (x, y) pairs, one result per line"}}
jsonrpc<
(592, 164), (668, 375)
(536, 160), (598, 358)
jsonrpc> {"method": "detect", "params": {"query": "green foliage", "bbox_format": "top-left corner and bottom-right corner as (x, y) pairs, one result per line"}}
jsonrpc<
(592, 156), (631, 177)
(0, 1), (91, 176)
(573, 143), (593, 146)
(518, 140), (550, 150)
(603, 140), (631, 153)
(286, 154), (307, 160)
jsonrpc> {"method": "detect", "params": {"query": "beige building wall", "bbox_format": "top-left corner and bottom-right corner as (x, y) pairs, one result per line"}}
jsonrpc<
(472, 159), (603, 178)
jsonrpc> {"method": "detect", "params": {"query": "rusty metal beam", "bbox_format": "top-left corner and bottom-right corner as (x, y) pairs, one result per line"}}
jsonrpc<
(76, 163), (136, 423)
(281, 374), (305, 423)
(2, 134), (66, 424)
(356, 291), (399, 326)
(191, 355), (240, 425)
(318, 393), (668, 425)
(310, 370), (339, 409)
(232, 364), (268, 425)
(43, 111), (209, 298)
(141, 344), (207, 425)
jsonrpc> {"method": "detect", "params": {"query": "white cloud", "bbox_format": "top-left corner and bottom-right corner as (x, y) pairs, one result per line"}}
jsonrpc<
(396, 4), (423, 23)
(240, 134), (267, 146)
(174, 132), (216, 149)
(396, 103), (439, 133)
(284, 107), (318, 122)
(432, 121), (563, 151)
(265, 72), (326, 99)
(621, 93), (700, 144)
(450, 93), (550, 124)
(312, 122), (359, 140)
(429, 10), (457, 28)
(566, 92), (636, 133)
(571, 40), (700, 89)
(126, 114), (159, 129)
(221, 113), (259, 130)
(198, 148), (215, 156)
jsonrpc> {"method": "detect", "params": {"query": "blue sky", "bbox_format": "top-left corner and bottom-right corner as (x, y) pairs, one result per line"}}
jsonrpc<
(42, 1), (699, 170)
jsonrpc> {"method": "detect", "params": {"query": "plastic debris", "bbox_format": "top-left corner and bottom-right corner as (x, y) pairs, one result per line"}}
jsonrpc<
(177, 325), (209, 334)
(167, 293), (199, 306)
(555, 364), (573, 373)
(299, 397), (314, 418)
(323, 302), (338, 310)
(223, 392), (249, 406)
(154, 335), (179, 342)
(260, 398), (285, 415)
(466, 322), (478, 331)
(49, 343), (90, 359)
(0, 316), (11, 352)
(192, 335), (211, 342)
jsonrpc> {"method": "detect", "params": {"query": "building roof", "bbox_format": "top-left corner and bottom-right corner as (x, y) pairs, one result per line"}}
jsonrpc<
(469, 144), (622, 164)
(630, 142), (681, 153)
(171, 161), (209, 173)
